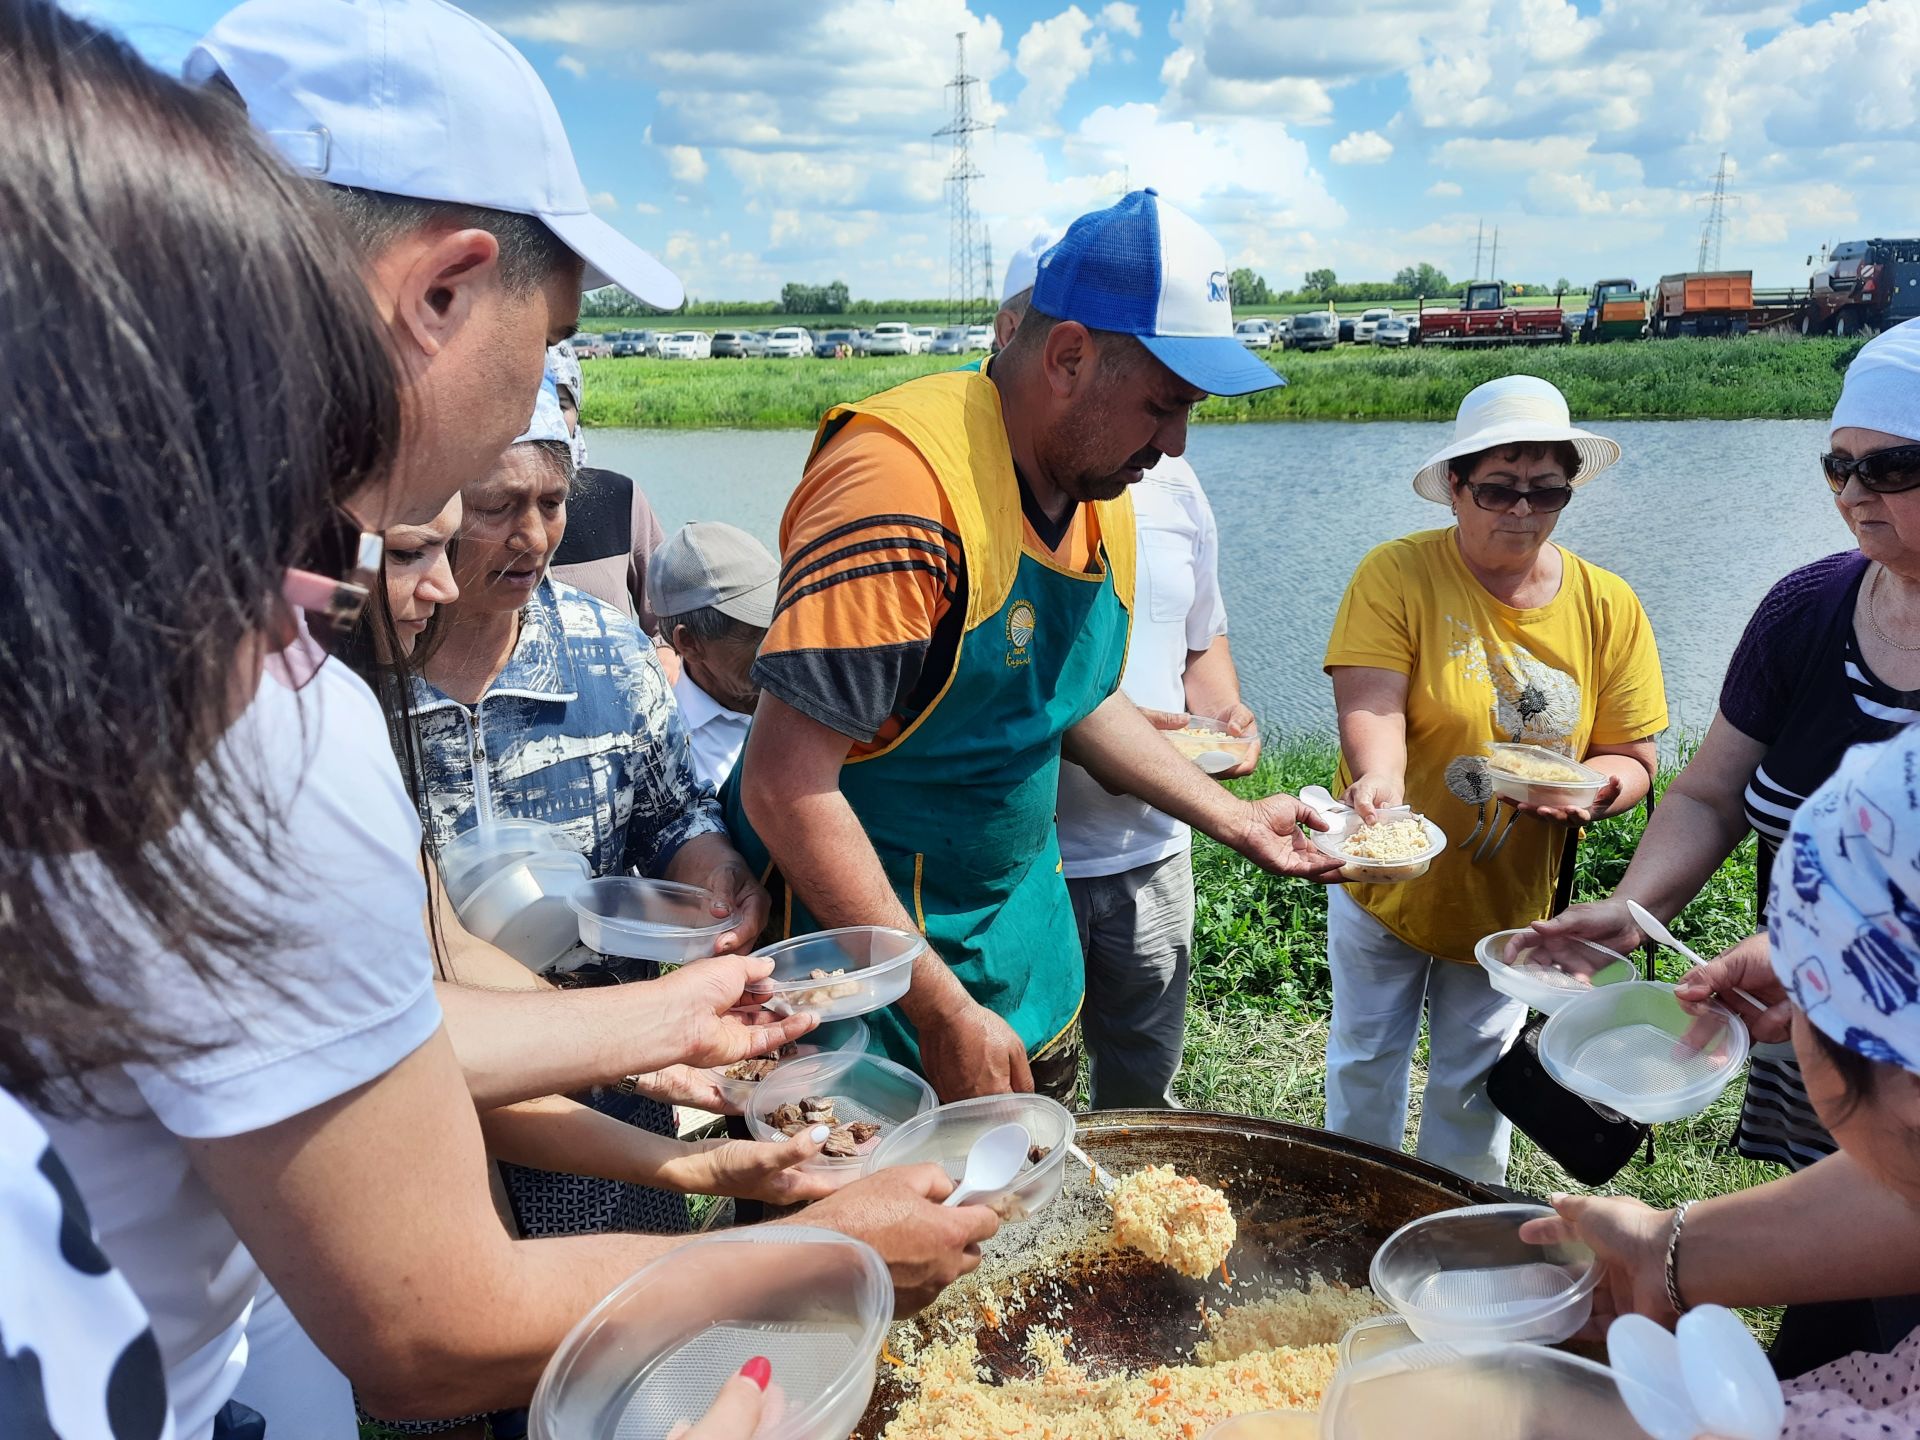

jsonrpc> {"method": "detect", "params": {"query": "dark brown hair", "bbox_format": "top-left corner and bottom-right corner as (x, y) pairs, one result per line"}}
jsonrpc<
(326, 185), (578, 298)
(0, 0), (402, 1103)
(1449, 441), (1581, 487)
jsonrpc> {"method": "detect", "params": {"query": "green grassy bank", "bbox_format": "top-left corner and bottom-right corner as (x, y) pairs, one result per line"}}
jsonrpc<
(579, 335), (1855, 430)
(1176, 734), (1777, 1218)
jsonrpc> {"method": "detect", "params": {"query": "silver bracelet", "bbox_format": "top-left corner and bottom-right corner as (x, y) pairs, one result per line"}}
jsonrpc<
(1664, 1199), (1697, 1316)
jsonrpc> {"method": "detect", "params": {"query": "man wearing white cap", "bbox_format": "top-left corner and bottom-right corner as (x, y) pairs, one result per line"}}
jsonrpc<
(729, 190), (1341, 1106)
(1001, 231), (1262, 1109)
(647, 522), (780, 789)
(186, 0), (685, 529)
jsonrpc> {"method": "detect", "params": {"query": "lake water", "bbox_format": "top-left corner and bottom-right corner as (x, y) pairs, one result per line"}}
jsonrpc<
(586, 419), (1849, 739)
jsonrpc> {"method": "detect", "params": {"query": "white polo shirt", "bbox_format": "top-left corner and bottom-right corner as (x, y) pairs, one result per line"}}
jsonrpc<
(1057, 455), (1229, 879)
(673, 669), (753, 790)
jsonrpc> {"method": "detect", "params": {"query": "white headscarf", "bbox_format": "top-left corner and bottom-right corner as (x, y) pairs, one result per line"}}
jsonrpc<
(1831, 317), (1920, 445)
(546, 342), (589, 469)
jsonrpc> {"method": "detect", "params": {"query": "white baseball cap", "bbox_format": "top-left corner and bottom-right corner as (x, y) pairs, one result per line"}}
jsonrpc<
(1001, 229), (1060, 306)
(1032, 189), (1281, 397)
(185, 0), (683, 307)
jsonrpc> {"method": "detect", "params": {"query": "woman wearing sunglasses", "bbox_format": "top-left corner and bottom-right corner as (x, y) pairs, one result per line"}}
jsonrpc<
(1322, 375), (1667, 1183)
(1529, 317), (1920, 1373)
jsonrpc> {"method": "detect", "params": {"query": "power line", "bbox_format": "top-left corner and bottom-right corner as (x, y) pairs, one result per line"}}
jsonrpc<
(933, 32), (993, 326)
(1696, 152), (1737, 271)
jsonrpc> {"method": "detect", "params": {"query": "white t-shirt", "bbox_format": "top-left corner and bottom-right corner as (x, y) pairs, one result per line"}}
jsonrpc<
(1057, 456), (1229, 878)
(34, 655), (442, 1440)
(0, 1088), (175, 1440)
(673, 669), (753, 791)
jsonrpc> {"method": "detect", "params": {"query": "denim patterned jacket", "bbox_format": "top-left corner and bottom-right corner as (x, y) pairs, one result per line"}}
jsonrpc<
(412, 577), (724, 881)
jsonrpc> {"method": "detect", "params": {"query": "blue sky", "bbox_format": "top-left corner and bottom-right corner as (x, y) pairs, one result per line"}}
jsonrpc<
(102, 0), (1920, 302)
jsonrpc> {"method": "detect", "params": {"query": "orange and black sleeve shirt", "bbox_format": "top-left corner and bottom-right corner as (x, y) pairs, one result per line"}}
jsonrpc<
(752, 417), (1103, 756)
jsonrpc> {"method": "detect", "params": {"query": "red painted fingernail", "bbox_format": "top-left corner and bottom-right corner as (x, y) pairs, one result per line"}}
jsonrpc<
(740, 1356), (771, 1390)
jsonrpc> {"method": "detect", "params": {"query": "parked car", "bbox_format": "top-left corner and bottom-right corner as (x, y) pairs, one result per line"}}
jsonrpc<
(1338, 314), (1357, 343)
(814, 328), (867, 357)
(1402, 311), (1420, 340)
(1286, 313), (1336, 351)
(911, 325), (940, 353)
(1268, 316), (1293, 340)
(965, 325), (994, 351)
(764, 326), (813, 359)
(1235, 318), (1274, 350)
(609, 328), (656, 358)
(868, 321), (921, 356)
(710, 329), (766, 358)
(1354, 307), (1395, 343)
(1371, 317), (1412, 347)
(658, 330), (711, 360)
(571, 332), (612, 359)
(929, 326), (968, 355)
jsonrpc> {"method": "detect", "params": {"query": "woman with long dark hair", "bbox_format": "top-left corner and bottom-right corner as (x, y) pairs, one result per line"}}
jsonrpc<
(0, 6), (995, 1437)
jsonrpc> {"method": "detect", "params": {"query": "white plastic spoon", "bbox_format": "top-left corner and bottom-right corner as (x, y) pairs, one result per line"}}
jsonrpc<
(1607, 1314), (1699, 1440)
(1067, 1141), (1119, 1196)
(1679, 1305), (1785, 1440)
(1627, 900), (1769, 1016)
(942, 1122), (1030, 1208)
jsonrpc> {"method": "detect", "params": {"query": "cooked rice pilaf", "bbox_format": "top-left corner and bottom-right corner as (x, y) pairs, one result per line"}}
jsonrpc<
(1489, 751), (1586, 783)
(1109, 1165), (1236, 1278)
(880, 1279), (1379, 1439)
(1339, 818), (1430, 862)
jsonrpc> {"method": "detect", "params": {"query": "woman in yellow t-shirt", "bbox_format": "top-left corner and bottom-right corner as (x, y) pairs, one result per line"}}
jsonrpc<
(1322, 375), (1668, 1183)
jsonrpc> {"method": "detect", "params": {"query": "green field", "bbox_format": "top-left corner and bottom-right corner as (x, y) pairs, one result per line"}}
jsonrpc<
(1179, 735), (1775, 1226)
(577, 334), (1854, 429)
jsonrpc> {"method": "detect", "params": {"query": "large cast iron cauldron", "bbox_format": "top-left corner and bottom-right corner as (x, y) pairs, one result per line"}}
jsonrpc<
(855, 1109), (1505, 1437)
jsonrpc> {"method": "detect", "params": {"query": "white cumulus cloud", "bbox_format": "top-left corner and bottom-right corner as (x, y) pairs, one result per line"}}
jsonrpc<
(555, 53), (586, 78)
(1330, 130), (1393, 164)
(665, 145), (708, 185)
(1426, 180), (1463, 198)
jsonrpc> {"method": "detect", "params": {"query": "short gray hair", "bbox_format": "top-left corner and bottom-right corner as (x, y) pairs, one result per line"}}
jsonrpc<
(660, 607), (763, 645)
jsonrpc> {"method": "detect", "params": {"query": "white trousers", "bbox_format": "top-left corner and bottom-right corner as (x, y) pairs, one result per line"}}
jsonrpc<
(1323, 888), (1526, 1184)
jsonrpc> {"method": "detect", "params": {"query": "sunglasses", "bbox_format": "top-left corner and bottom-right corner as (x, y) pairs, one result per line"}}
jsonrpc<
(1457, 480), (1574, 514)
(281, 507), (383, 654)
(1821, 444), (1920, 495)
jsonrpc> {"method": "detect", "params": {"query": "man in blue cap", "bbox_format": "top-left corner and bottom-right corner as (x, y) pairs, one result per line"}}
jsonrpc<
(729, 190), (1343, 1104)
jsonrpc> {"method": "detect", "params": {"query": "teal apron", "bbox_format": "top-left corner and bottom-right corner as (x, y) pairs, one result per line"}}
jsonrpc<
(724, 369), (1133, 1070)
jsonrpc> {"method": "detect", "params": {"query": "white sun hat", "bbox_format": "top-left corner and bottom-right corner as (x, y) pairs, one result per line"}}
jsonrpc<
(186, 0), (683, 307)
(1001, 229), (1060, 306)
(1411, 375), (1621, 503)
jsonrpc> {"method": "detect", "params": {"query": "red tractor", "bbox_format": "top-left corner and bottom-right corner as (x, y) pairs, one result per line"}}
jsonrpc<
(1417, 282), (1567, 346)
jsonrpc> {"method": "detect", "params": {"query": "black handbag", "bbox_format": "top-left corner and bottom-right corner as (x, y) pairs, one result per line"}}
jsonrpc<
(1485, 827), (1652, 1185)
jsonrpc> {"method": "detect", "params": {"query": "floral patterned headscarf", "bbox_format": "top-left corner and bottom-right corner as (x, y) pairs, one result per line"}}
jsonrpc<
(547, 342), (588, 470)
(1770, 724), (1920, 1073)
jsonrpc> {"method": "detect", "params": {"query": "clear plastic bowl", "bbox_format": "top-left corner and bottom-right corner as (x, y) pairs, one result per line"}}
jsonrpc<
(1485, 743), (1607, 809)
(1369, 1203), (1599, 1345)
(701, 1017), (871, 1114)
(1164, 714), (1259, 776)
(1201, 1412), (1319, 1440)
(1337, 1313), (1417, 1369)
(1474, 929), (1636, 1015)
(528, 1225), (892, 1440)
(570, 876), (733, 962)
(745, 1050), (936, 1175)
(1539, 981), (1749, 1124)
(441, 817), (574, 909)
(749, 927), (924, 1022)
(1320, 1340), (1659, 1440)
(1308, 808), (1447, 884)
(456, 850), (592, 971)
(862, 1094), (1075, 1221)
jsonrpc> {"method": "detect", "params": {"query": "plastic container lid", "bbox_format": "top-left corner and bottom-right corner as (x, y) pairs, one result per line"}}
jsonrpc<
(457, 850), (592, 971)
(1538, 981), (1749, 1124)
(749, 926), (924, 1022)
(1607, 1307), (1784, 1440)
(1201, 1412), (1319, 1440)
(1484, 743), (1607, 808)
(1337, 1314), (1418, 1369)
(1320, 1340), (1660, 1440)
(863, 1094), (1076, 1221)
(701, 1017), (871, 1115)
(569, 876), (733, 962)
(1369, 1203), (1599, 1345)
(746, 1050), (936, 1174)
(441, 818), (573, 909)
(1164, 714), (1259, 776)
(1475, 929), (1636, 1015)
(528, 1225), (892, 1440)
(1308, 808), (1447, 884)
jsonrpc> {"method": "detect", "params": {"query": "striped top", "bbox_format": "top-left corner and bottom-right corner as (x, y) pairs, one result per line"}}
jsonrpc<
(1721, 550), (1920, 1169)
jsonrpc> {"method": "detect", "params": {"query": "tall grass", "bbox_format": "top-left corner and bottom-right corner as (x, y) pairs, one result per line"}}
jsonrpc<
(579, 336), (1855, 430)
(1178, 735), (1778, 1228)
